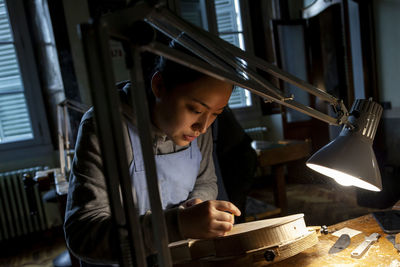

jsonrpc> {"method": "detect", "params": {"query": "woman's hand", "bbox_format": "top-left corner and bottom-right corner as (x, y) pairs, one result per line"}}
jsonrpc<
(182, 198), (203, 208)
(178, 200), (241, 239)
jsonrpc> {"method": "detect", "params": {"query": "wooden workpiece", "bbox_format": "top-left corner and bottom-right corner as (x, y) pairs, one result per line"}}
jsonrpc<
(265, 214), (400, 266)
(170, 214), (318, 266)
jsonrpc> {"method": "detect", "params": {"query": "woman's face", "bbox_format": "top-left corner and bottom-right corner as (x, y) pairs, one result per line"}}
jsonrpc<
(152, 72), (233, 146)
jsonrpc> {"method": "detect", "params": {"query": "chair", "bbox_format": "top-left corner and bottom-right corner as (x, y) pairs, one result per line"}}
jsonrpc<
(38, 170), (80, 267)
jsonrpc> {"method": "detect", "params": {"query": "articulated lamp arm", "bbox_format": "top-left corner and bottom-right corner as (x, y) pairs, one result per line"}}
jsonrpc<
(102, 1), (350, 127)
(145, 5), (351, 126)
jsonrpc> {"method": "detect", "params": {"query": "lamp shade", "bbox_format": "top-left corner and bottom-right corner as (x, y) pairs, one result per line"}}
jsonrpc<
(306, 99), (383, 191)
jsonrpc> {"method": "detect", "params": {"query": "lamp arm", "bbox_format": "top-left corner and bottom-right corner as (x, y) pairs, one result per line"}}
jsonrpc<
(153, 6), (342, 107)
(141, 42), (276, 96)
(148, 10), (285, 100)
(148, 6), (349, 126)
(146, 23), (285, 101)
(142, 42), (347, 126)
(103, 1), (350, 126)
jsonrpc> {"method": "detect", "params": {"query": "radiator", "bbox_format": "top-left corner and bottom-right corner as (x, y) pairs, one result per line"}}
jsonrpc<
(0, 167), (49, 242)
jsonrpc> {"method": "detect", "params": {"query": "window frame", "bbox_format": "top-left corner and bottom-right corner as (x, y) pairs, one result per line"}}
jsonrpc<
(0, 0), (52, 166)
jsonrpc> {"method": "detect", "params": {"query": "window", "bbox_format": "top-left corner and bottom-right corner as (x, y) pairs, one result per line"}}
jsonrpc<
(0, 0), (33, 144)
(214, 0), (251, 108)
(0, 0), (51, 167)
(178, 0), (256, 110)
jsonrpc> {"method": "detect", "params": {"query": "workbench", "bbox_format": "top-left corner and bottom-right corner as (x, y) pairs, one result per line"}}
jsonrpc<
(264, 213), (400, 266)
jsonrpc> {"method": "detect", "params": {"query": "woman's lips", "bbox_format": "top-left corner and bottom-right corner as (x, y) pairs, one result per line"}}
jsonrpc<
(183, 135), (197, 142)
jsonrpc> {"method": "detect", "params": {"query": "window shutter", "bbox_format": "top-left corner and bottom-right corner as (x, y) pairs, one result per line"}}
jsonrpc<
(218, 34), (240, 47)
(214, 0), (250, 108)
(215, 0), (238, 34)
(0, 94), (32, 142)
(180, 0), (204, 28)
(178, 0), (251, 108)
(0, 0), (33, 144)
(226, 87), (246, 108)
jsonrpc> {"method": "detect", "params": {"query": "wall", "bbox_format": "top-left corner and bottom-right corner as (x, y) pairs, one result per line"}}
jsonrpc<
(374, 0), (400, 108)
(374, 0), (400, 165)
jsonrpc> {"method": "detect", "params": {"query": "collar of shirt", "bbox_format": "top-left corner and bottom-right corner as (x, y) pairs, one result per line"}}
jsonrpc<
(122, 103), (189, 154)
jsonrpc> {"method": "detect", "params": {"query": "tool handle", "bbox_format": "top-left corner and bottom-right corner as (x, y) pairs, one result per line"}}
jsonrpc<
(351, 240), (372, 258)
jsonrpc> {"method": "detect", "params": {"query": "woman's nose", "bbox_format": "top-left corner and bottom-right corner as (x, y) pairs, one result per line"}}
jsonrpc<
(193, 114), (209, 134)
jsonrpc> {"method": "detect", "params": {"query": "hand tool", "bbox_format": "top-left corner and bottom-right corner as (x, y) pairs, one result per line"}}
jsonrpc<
(351, 233), (380, 258)
(321, 225), (336, 235)
(329, 234), (351, 254)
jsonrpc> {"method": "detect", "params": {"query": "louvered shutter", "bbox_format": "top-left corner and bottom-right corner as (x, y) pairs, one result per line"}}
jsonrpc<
(214, 0), (249, 108)
(180, 0), (205, 28)
(0, 0), (33, 144)
(178, 0), (250, 108)
(215, 1), (237, 30)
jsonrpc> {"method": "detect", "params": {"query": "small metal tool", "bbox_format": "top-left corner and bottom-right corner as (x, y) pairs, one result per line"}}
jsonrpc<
(386, 235), (400, 252)
(351, 233), (380, 258)
(321, 225), (335, 235)
(329, 234), (351, 254)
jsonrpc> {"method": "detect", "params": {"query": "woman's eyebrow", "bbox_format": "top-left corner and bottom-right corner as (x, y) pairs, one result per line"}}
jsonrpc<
(191, 98), (225, 111)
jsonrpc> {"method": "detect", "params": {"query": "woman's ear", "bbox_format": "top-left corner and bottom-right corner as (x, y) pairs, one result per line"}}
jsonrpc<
(151, 71), (165, 98)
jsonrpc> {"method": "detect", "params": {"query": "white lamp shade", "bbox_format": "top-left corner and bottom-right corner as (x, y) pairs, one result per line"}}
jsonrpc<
(306, 134), (382, 191)
(306, 99), (383, 191)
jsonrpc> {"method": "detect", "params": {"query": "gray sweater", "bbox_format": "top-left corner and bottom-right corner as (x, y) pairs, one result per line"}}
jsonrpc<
(64, 106), (217, 264)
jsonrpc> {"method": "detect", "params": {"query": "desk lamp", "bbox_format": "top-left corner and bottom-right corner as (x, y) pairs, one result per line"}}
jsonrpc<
(307, 98), (382, 191)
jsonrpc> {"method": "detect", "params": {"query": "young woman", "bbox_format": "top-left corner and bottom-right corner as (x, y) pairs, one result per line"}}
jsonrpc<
(64, 43), (241, 266)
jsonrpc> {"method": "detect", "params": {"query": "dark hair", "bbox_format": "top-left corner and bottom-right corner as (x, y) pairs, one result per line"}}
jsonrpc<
(118, 40), (212, 108)
(152, 40), (208, 90)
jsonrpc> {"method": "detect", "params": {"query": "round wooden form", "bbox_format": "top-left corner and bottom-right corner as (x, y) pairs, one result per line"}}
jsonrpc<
(170, 214), (318, 264)
(174, 230), (318, 267)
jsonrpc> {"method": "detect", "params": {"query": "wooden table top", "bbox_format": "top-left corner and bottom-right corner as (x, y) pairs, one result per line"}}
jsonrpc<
(253, 140), (312, 166)
(266, 214), (400, 266)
